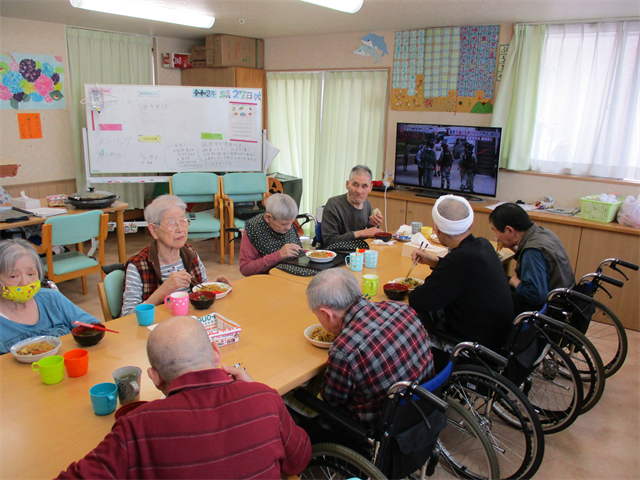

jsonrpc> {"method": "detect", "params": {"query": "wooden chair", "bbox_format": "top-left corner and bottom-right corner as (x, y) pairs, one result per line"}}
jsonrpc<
(170, 172), (224, 264)
(38, 210), (108, 295)
(97, 269), (125, 322)
(219, 173), (268, 265)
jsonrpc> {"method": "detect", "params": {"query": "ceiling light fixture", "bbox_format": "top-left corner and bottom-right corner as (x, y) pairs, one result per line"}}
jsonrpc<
(69, 0), (215, 28)
(300, 0), (363, 14)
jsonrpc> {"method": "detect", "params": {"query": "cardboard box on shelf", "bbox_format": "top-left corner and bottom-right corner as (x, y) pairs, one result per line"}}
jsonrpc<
(162, 53), (192, 69)
(191, 46), (206, 61)
(204, 34), (264, 68)
(191, 60), (207, 68)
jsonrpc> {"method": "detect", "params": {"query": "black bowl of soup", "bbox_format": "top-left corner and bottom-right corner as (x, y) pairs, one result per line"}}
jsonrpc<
(72, 324), (105, 346)
(189, 291), (216, 310)
(383, 283), (409, 300)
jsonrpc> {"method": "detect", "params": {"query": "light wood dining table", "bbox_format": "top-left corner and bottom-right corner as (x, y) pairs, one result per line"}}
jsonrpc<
(0, 199), (130, 263)
(0, 275), (326, 480)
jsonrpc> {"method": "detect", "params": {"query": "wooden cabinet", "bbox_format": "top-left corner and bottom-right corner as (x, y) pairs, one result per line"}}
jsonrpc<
(370, 189), (640, 330)
(574, 229), (640, 330)
(181, 66), (266, 126)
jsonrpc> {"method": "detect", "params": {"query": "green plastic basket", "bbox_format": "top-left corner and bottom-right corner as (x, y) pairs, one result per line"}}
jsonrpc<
(580, 195), (623, 223)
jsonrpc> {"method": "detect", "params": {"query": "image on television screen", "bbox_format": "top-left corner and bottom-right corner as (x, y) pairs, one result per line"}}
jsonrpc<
(394, 123), (502, 198)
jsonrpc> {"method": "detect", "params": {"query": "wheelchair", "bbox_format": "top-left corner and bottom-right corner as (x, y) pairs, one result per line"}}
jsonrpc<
(497, 311), (586, 435)
(545, 257), (638, 377)
(294, 342), (503, 480)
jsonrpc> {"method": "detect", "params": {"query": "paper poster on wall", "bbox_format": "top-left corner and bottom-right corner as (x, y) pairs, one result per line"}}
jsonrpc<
(0, 53), (66, 110)
(228, 102), (258, 143)
(17, 113), (42, 139)
(391, 26), (500, 113)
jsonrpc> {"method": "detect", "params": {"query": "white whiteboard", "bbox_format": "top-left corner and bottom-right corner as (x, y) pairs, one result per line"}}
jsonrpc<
(84, 84), (263, 174)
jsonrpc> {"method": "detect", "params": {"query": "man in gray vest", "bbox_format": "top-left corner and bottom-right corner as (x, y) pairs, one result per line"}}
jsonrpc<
(489, 203), (575, 314)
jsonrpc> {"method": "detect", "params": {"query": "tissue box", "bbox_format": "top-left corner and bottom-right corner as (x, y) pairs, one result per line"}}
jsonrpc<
(196, 313), (241, 347)
(11, 197), (41, 210)
(401, 242), (448, 258)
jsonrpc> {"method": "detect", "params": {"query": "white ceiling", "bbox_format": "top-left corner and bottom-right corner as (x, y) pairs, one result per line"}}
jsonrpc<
(1, 0), (638, 41)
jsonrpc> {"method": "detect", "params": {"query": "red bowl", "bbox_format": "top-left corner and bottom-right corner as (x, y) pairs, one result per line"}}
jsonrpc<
(189, 291), (216, 310)
(383, 283), (409, 300)
(375, 232), (393, 241)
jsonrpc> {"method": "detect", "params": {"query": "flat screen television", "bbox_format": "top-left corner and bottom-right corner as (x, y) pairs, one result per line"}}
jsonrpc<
(394, 123), (502, 200)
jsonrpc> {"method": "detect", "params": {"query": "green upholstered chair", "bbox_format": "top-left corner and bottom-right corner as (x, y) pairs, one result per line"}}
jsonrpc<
(169, 172), (224, 264)
(40, 210), (108, 295)
(220, 173), (268, 265)
(97, 269), (125, 321)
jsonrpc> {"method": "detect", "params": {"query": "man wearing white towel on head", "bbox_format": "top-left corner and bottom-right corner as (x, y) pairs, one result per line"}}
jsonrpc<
(408, 195), (513, 351)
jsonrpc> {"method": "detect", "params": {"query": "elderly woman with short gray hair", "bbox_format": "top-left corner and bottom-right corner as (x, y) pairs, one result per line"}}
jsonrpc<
(239, 193), (310, 276)
(121, 195), (230, 317)
(0, 239), (100, 354)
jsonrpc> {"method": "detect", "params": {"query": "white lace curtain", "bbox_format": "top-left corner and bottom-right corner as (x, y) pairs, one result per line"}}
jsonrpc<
(267, 70), (388, 215)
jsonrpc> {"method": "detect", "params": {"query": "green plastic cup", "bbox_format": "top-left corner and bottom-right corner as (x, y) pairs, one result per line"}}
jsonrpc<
(362, 274), (379, 297)
(32, 355), (64, 385)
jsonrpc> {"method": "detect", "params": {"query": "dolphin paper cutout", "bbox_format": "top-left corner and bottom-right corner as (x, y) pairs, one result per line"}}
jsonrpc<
(361, 34), (388, 57)
(354, 45), (381, 63)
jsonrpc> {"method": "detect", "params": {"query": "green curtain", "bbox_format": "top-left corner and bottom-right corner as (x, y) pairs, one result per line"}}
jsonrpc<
(491, 25), (546, 170)
(66, 28), (153, 208)
(314, 70), (388, 210)
(266, 72), (322, 215)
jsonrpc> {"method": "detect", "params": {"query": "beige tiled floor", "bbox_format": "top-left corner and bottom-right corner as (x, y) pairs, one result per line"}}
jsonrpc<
(58, 231), (640, 480)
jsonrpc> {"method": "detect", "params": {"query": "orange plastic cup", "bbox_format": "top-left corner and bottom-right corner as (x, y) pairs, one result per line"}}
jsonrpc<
(63, 349), (89, 377)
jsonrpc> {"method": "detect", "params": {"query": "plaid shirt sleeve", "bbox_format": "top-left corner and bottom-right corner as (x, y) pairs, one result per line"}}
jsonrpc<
(321, 348), (354, 408)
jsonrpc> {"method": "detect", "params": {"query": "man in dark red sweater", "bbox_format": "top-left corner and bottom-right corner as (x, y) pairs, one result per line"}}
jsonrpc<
(57, 316), (311, 479)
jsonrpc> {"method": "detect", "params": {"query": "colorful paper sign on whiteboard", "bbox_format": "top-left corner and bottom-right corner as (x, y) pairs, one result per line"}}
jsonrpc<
(229, 102), (258, 143)
(99, 124), (122, 131)
(0, 53), (66, 110)
(201, 132), (223, 140)
(17, 113), (42, 139)
(138, 135), (161, 142)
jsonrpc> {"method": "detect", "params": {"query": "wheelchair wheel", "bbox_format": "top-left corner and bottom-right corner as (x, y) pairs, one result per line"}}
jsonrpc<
(300, 443), (387, 480)
(435, 397), (500, 480)
(524, 343), (583, 434)
(577, 299), (628, 378)
(549, 324), (605, 414)
(445, 365), (545, 480)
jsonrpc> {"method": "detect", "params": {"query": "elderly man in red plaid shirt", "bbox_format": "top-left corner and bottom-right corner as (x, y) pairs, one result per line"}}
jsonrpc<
(57, 316), (311, 479)
(306, 269), (435, 428)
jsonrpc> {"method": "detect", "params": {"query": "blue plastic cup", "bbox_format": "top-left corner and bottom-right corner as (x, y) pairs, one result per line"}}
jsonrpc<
(345, 253), (364, 272)
(364, 250), (379, 268)
(90, 382), (118, 415)
(135, 304), (155, 326)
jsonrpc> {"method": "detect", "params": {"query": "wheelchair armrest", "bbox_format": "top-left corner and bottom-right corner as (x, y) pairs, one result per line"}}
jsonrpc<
(293, 389), (371, 442)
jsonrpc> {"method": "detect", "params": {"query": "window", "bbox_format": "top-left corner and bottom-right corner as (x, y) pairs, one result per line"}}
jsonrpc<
(267, 70), (388, 214)
(531, 22), (640, 180)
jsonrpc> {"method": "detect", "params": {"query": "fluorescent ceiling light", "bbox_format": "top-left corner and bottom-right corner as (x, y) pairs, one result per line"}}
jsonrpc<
(69, 0), (215, 28)
(300, 0), (363, 14)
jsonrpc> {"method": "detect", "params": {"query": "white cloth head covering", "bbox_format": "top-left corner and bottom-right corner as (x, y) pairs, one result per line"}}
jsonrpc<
(432, 195), (474, 235)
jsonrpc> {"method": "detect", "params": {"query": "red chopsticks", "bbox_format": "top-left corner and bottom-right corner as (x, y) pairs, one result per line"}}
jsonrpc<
(73, 321), (119, 334)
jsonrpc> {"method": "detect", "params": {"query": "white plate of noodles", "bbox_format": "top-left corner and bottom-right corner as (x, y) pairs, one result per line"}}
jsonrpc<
(192, 282), (232, 299)
(304, 324), (336, 349)
(306, 250), (337, 263)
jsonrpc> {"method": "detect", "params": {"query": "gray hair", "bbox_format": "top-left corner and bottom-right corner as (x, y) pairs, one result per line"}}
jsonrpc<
(266, 193), (298, 221)
(306, 269), (362, 312)
(438, 198), (471, 221)
(147, 316), (215, 383)
(0, 239), (43, 281)
(144, 194), (187, 225)
(348, 165), (373, 182)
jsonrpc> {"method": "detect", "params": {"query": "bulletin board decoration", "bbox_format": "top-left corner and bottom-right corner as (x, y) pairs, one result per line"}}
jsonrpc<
(391, 26), (500, 113)
(0, 53), (66, 110)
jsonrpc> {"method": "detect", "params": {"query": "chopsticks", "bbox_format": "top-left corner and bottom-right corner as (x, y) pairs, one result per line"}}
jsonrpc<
(404, 242), (425, 281)
(73, 321), (119, 334)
